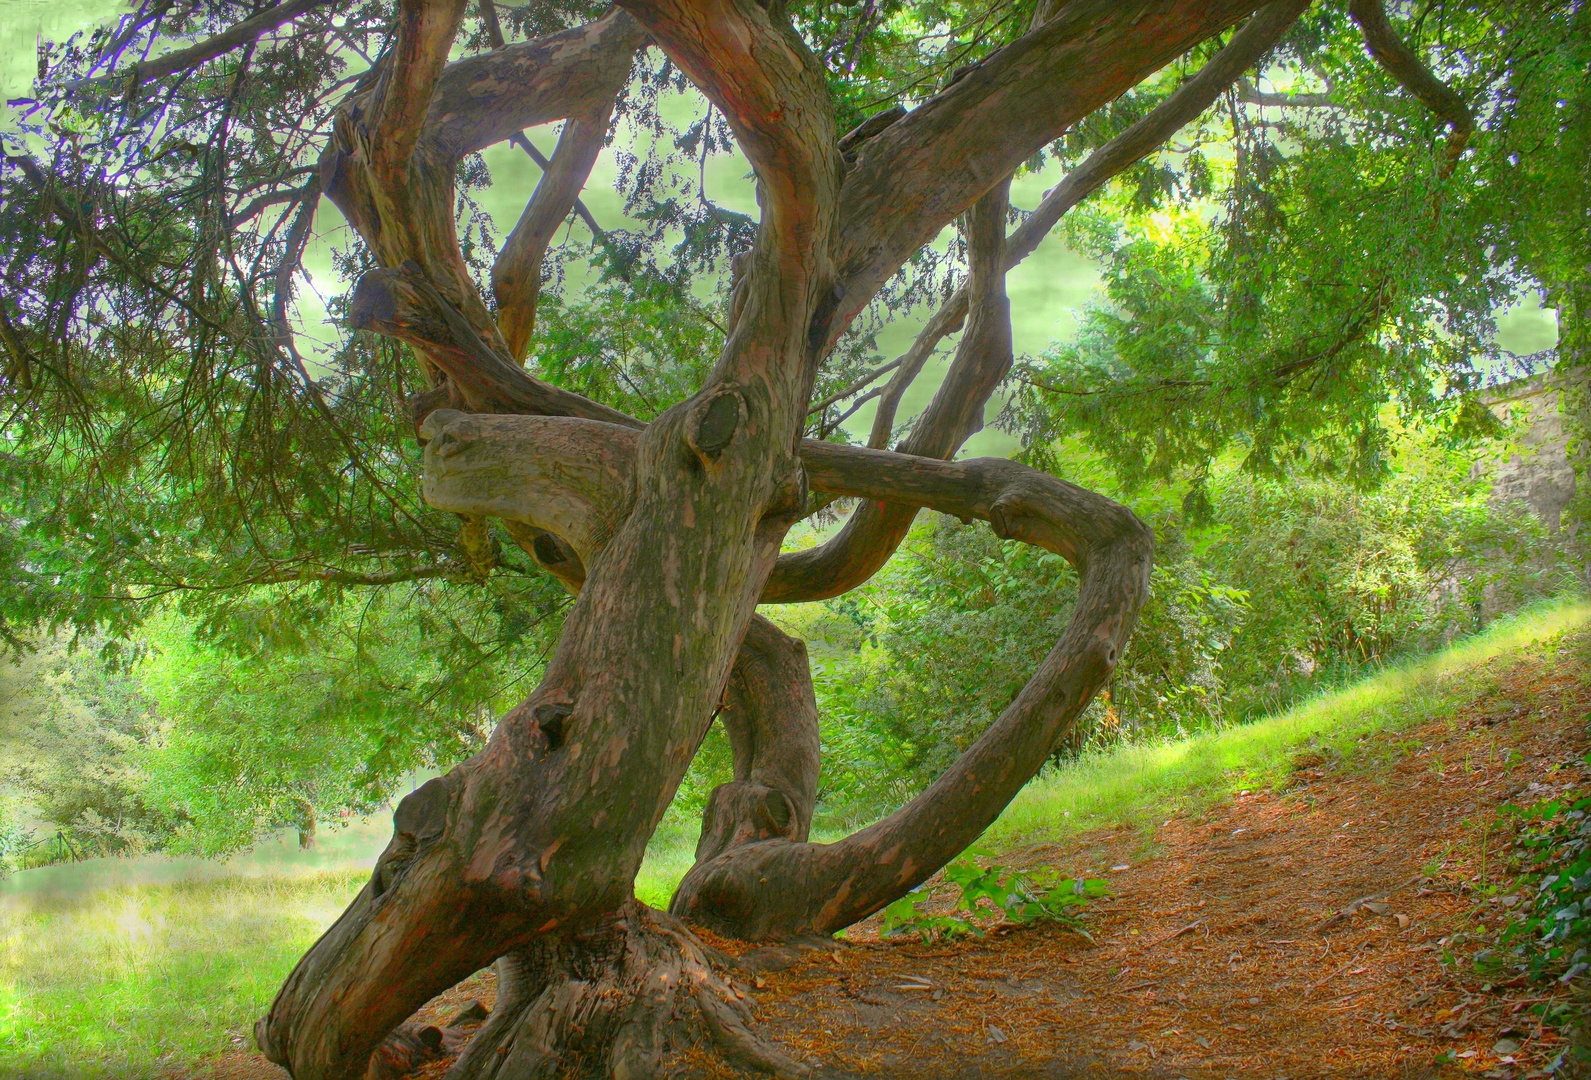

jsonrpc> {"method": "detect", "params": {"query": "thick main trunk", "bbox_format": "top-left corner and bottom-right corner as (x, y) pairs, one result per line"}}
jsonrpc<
(258, 376), (812, 1080)
(260, 5), (836, 1072)
(443, 903), (806, 1080)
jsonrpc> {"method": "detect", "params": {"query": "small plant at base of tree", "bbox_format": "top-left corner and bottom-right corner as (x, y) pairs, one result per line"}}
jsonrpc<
(880, 854), (1108, 943)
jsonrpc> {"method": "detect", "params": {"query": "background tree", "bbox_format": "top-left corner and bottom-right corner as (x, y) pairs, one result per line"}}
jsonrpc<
(1, 1), (1572, 1077)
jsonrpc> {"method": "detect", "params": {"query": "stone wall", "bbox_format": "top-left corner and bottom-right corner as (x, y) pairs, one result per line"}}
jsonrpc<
(1486, 373), (1580, 536)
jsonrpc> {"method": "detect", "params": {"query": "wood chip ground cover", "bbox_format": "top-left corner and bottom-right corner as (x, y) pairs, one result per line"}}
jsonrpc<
(193, 631), (1591, 1080)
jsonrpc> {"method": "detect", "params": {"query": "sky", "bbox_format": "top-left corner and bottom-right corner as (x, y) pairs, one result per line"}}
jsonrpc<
(0, 0), (1563, 457)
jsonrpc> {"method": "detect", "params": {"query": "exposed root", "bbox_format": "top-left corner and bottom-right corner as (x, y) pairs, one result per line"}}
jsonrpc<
(443, 903), (808, 1080)
(368, 1021), (469, 1080)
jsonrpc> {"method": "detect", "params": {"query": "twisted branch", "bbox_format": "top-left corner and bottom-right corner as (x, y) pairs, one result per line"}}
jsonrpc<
(493, 105), (617, 360)
(674, 440), (1154, 938)
(865, 0), (1312, 447)
(1348, 0), (1474, 178)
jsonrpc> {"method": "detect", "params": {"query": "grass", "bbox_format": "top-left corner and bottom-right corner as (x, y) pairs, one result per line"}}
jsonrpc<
(1, 595), (1585, 1077)
(984, 595), (1591, 851)
(0, 871), (366, 1078)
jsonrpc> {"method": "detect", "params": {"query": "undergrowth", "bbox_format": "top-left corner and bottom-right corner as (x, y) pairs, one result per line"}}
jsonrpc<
(879, 853), (1109, 942)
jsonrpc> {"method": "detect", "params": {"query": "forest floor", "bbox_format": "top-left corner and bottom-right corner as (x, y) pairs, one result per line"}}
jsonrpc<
(186, 616), (1591, 1080)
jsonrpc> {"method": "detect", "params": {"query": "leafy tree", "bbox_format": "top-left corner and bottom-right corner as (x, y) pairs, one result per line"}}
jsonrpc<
(0, 1), (1574, 1075)
(134, 578), (567, 855)
(1000, 3), (1589, 510)
(0, 636), (165, 861)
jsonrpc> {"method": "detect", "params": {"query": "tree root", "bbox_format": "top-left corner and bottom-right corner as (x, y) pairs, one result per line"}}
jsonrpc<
(443, 903), (808, 1080)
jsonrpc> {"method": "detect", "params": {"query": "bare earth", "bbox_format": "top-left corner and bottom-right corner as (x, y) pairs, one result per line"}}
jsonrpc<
(197, 638), (1590, 1080)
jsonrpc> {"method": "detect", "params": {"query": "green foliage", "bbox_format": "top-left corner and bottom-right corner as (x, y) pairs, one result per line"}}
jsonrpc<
(1205, 435), (1576, 715)
(0, 804), (27, 880)
(531, 277), (721, 422)
(0, 639), (165, 862)
(880, 853), (1108, 942)
(133, 580), (565, 857)
(1499, 777), (1591, 986)
(998, 5), (1590, 498)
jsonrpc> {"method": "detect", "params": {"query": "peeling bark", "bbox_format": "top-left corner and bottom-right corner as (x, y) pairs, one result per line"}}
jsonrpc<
(247, 2), (1324, 1076)
(695, 615), (820, 865)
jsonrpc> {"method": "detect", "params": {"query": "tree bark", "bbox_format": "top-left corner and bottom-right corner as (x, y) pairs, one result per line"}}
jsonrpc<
(253, 3), (1292, 1077)
(769, 0), (1309, 606)
(672, 444), (1153, 939)
(442, 903), (806, 1080)
(693, 614), (820, 866)
(259, 2), (838, 1076)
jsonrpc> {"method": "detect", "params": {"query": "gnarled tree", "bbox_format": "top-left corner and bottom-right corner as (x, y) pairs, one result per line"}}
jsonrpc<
(2, 0), (1509, 1075)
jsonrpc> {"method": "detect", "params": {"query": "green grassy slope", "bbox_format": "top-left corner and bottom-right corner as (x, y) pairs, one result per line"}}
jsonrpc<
(985, 596), (1591, 851)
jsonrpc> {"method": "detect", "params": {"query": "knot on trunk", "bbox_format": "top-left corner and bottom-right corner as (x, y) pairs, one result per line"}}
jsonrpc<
(687, 388), (745, 463)
(372, 774), (458, 899)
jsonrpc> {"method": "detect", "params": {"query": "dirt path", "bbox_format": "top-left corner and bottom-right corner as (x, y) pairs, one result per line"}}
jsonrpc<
(199, 637), (1590, 1080)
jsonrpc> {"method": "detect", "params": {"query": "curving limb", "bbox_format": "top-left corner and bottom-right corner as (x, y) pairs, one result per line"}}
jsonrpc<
(826, 0), (1264, 330)
(352, 261), (644, 426)
(427, 10), (646, 160)
(763, 176), (1013, 603)
(672, 442), (1154, 939)
(419, 409), (638, 566)
(401, 405), (1151, 944)
(1348, 0), (1475, 178)
(494, 104), (618, 361)
(322, 7), (646, 391)
(760, 0), (1308, 611)
(694, 614), (821, 865)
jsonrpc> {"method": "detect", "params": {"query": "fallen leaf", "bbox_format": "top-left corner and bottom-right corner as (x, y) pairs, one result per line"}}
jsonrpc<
(1395, 914), (1411, 930)
(1494, 1038), (1522, 1056)
(987, 1025), (1007, 1044)
(1112, 864), (1130, 871)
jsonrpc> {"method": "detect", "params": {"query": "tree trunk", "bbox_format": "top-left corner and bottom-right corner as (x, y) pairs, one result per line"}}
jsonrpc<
(252, 2), (1281, 1076)
(443, 903), (806, 1080)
